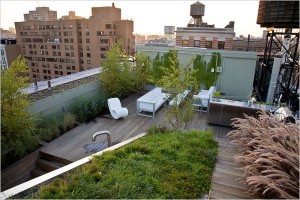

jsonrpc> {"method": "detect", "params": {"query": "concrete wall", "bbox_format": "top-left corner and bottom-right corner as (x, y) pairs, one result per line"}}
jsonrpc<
(137, 46), (257, 100)
(28, 80), (102, 119)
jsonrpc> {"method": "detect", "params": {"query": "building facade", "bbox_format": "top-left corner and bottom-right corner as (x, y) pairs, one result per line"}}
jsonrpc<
(175, 1), (235, 50)
(15, 4), (134, 82)
(24, 7), (57, 22)
(1, 38), (22, 70)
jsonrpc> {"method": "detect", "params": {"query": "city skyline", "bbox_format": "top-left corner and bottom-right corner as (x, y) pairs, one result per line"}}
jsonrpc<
(1, 1), (266, 37)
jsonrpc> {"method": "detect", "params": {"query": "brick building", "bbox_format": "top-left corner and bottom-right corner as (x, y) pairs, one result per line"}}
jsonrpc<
(15, 3), (134, 82)
(176, 1), (235, 50)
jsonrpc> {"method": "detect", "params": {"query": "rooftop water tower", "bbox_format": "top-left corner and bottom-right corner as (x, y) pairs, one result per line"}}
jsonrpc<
(189, 1), (205, 27)
(255, 1), (299, 113)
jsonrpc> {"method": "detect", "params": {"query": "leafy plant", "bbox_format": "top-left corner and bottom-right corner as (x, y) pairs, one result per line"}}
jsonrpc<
(62, 113), (77, 132)
(1, 56), (38, 167)
(100, 40), (135, 98)
(149, 49), (198, 130)
(227, 111), (299, 199)
(193, 52), (222, 90)
(212, 91), (221, 98)
(134, 51), (151, 90)
(71, 95), (106, 123)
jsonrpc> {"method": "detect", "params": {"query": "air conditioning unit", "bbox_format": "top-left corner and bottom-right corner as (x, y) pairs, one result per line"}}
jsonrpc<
(216, 67), (222, 73)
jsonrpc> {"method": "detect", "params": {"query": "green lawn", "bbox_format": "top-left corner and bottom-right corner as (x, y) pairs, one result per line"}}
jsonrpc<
(36, 128), (218, 199)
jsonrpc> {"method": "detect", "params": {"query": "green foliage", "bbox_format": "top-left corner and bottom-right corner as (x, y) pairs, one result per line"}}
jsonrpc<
(100, 40), (135, 98)
(62, 113), (77, 132)
(193, 52), (222, 90)
(71, 95), (106, 123)
(212, 91), (221, 98)
(36, 112), (77, 142)
(150, 49), (198, 129)
(35, 129), (217, 199)
(151, 52), (163, 84)
(134, 51), (151, 90)
(1, 56), (38, 166)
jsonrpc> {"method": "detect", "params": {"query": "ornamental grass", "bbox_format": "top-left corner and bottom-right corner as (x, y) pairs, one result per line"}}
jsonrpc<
(227, 110), (299, 199)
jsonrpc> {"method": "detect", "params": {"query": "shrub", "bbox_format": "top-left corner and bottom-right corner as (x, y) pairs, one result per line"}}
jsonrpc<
(62, 113), (77, 132)
(71, 95), (106, 123)
(227, 111), (299, 199)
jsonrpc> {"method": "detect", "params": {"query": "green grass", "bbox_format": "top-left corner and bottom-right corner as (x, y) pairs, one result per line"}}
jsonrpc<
(35, 128), (218, 199)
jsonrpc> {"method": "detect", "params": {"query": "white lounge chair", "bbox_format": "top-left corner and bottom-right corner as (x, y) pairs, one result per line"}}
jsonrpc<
(193, 86), (216, 108)
(107, 98), (128, 119)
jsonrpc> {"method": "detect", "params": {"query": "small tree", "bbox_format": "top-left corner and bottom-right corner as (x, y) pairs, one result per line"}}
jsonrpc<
(193, 52), (221, 90)
(150, 50), (198, 129)
(100, 40), (135, 98)
(134, 51), (151, 90)
(1, 56), (38, 166)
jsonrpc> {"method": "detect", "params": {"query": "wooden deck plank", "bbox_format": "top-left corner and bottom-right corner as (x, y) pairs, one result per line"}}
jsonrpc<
(40, 91), (233, 161)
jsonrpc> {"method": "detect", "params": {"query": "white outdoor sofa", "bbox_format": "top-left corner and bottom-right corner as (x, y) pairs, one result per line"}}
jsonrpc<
(193, 86), (216, 111)
(137, 87), (168, 117)
(169, 90), (191, 106)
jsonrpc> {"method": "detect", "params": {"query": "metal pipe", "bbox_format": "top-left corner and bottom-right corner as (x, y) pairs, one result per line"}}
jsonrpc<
(92, 131), (111, 147)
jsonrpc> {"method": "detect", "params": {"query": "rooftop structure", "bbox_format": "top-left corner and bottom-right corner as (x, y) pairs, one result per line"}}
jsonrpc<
(176, 1), (235, 50)
(24, 7), (57, 21)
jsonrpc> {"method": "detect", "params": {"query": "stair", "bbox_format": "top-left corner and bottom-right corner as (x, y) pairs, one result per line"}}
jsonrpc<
(31, 151), (72, 178)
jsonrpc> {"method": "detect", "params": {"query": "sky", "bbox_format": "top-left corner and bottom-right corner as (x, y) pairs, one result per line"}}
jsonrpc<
(0, 0), (266, 37)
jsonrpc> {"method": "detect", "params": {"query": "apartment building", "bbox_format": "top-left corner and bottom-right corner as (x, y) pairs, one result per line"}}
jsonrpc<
(15, 4), (134, 82)
(176, 1), (235, 50)
(24, 7), (57, 22)
(1, 37), (22, 70)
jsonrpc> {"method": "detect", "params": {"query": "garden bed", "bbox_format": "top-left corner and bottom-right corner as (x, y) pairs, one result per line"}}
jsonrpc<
(30, 128), (218, 199)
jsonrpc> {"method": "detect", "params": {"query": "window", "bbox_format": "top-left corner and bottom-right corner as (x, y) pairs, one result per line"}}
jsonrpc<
(218, 41), (225, 49)
(86, 45), (90, 51)
(68, 25), (73, 29)
(67, 72), (71, 75)
(100, 39), (108, 44)
(64, 38), (69, 43)
(65, 52), (70, 57)
(87, 53), (90, 58)
(105, 24), (111, 29)
(86, 39), (90, 43)
(194, 40), (200, 47)
(182, 40), (189, 47)
(72, 66), (75, 70)
(86, 31), (89, 36)
(70, 38), (73, 43)
(65, 45), (70, 50)
(100, 46), (108, 51)
(206, 41), (212, 48)
(97, 31), (104, 36)
(87, 60), (91, 64)
(69, 31), (73, 36)
(63, 31), (68, 36)
(101, 54), (106, 58)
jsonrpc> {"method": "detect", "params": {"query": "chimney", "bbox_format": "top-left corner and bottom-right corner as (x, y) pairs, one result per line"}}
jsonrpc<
(112, 2), (115, 7)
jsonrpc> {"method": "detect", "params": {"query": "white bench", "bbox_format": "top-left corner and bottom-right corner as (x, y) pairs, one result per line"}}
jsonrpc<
(137, 87), (168, 117)
(169, 90), (191, 106)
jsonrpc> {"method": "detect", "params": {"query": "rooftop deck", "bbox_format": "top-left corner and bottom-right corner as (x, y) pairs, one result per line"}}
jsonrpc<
(40, 91), (232, 162)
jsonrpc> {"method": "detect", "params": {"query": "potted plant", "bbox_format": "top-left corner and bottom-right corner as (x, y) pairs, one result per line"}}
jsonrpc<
(212, 91), (221, 102)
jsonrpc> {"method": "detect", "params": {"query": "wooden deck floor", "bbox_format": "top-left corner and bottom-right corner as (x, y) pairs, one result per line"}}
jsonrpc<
(40, 91), (232, 162)
(209, 138), (251, 199)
